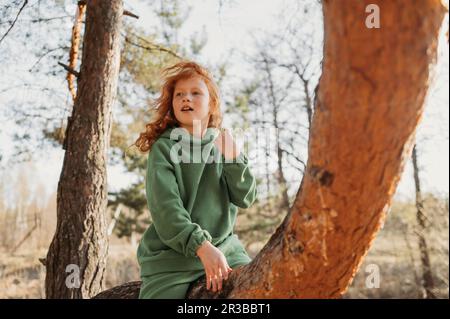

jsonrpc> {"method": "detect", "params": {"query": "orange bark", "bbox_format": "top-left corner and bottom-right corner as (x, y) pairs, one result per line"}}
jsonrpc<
(67, 2), (86, 101)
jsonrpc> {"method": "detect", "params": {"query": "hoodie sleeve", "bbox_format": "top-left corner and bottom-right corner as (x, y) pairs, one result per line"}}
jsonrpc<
(221, 151), (257, 208)
(146, 142), (212, 258)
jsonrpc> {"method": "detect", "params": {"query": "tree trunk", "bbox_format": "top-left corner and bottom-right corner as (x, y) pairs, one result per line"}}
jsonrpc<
(94, 0), (446, 299)
(303, 78), (313, 130)
(276, 134), (291, 211)
(411, 145), (436, 298)
(45, 0), (123, 299)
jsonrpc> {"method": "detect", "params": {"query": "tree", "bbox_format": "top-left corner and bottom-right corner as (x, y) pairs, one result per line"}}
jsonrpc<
(411, 144), (436, 298)
(45, 0), (123, 298)
(94, 0), (447, 298)
(108, 182), (150, 241)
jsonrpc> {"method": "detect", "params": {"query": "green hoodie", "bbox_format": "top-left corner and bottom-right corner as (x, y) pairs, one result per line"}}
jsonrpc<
(137, 126), (257, 277)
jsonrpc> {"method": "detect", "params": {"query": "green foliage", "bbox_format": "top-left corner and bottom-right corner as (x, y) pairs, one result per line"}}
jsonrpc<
(109, 181), (150, 239)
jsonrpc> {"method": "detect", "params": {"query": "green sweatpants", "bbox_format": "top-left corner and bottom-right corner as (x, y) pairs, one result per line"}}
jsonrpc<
(139, 269), (205, 299)
(139, 261), (250, 299)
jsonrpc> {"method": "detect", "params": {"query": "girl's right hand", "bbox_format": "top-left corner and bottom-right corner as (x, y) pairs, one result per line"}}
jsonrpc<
(196, 240), (233, 292)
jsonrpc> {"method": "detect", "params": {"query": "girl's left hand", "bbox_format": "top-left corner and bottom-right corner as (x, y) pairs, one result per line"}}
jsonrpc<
(214, 128), (241, 160)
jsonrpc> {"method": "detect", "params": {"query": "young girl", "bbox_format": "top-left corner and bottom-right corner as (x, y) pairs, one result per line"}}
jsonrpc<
(133, 61), (257, 299)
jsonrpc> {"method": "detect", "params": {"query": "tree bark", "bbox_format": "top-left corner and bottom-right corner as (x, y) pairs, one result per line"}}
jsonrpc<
(411, 145), (436, 298)
(94, 0), (447, 299)
(45, 0), (123, 299)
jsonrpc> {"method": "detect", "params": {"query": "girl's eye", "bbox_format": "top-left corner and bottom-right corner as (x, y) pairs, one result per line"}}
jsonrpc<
(174, 91), (202, 97)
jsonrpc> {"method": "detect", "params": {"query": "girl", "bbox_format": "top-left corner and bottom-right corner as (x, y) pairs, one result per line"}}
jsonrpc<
(134, 61), (257, 299)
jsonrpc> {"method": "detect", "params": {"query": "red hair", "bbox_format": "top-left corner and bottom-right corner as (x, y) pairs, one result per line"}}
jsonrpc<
(133, 60), (223, 153)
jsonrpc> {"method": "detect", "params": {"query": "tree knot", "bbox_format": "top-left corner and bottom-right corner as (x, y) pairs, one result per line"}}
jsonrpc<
(309, 165), (334, 187)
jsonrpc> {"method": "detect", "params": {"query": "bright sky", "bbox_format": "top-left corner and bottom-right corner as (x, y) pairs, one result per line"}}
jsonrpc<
(0, 0), (448, 207)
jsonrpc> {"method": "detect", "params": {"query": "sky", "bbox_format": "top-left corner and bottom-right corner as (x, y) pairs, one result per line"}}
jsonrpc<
(0, 0), (448, 207)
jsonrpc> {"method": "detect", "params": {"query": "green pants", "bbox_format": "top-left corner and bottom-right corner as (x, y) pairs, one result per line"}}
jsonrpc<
(139, 269), (205, 299)
(139, 261), (251, 299)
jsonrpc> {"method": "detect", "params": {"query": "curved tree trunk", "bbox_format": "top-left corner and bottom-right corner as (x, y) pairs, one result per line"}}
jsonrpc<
(45, 0), (123, 298)
(94, 0), (447, 299)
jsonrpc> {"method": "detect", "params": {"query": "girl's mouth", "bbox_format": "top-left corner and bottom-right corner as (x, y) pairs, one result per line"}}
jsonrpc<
(181, 106), (194, 112)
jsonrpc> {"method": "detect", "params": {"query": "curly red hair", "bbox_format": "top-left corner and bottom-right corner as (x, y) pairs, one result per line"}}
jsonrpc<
(133, 60), (223, 153)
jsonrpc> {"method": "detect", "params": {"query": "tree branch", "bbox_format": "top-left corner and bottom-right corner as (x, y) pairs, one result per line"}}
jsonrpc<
(0, 15), (71, 25)
(0, 0), (28, 46)
(57, 62), (80, 77)
(123, 10), (139, 19)
(29, 46), (69, 72)
(123, 35), (183, 59)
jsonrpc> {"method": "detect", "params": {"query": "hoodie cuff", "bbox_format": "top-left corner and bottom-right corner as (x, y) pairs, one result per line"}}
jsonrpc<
(187, 228), (213, 258)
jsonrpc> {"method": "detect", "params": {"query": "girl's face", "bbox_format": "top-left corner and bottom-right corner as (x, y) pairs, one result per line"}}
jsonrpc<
(172, 76), (211, 134)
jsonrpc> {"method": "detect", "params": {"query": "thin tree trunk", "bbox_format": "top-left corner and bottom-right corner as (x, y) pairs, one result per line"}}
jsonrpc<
(411, 144), (436, 298)
(263, 57), (290, 211)
(276, 131), (290, 211)
(94, 0), (446, 299)
(401, 224), (422, 298)
(264, 124), (272, 210)
(256, 108), (272, 213)
(45, 0), (123, 299)
(302, 77), (313, 132)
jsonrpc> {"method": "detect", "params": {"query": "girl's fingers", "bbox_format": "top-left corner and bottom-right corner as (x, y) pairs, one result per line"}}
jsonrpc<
(217, 269), (223, 291)
(209, 272), (214, 291)
(212, 274), (217, 292)
(222, 266), (229, 280)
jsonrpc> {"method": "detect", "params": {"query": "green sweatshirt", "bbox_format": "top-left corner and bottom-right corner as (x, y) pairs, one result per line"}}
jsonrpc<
(137, 126), (257, 277)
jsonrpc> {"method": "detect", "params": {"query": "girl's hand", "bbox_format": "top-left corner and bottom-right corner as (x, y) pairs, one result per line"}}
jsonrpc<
(196, 240), (233, 292)
(214, 128), (241, 160)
